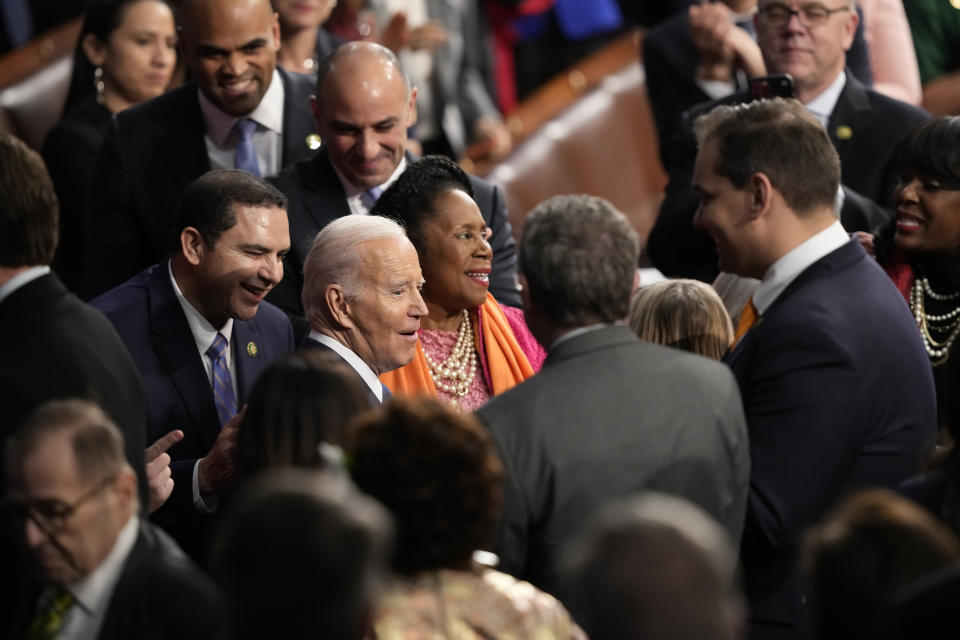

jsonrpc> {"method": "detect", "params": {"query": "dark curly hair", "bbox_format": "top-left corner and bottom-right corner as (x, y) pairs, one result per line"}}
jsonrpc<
(348, 396), (503, 575)
(236, 350), (371, 479)
(370, 155), (474, 259)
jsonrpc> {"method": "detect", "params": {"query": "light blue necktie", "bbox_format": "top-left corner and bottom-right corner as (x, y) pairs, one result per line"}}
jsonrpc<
(233, 118), (260, 177)
(360, 185), (382, 212)
(206, 333), (237, 428)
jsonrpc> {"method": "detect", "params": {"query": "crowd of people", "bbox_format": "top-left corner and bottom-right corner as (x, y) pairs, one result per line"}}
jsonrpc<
(2, 1), (960, 639)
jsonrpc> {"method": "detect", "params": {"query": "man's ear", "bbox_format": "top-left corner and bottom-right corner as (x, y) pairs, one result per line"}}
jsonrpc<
(747, 172), (773, 219)
(180, 227), (205, 266)
(325, 285), (354, 330)
(405, 86), (419, 128)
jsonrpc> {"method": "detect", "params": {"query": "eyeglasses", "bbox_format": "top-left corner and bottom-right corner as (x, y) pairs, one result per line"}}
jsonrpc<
(5, 473), (117, 533)
(758, 3), (851, 28)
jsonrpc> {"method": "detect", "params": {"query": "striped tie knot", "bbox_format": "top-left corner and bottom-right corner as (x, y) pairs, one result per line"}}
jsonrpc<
(206, 332), (228, 360)
(207, 332), (236, 428)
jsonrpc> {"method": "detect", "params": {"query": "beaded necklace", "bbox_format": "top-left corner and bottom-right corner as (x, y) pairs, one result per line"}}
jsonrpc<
(910, 274), (960, 366)
(422, 310), (478, 402)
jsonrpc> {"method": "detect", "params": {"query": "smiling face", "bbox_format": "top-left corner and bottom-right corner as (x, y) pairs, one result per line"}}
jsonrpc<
(186, 204), (290, 328)
(420, 189), (493, 321)
(894, 176), (960, 255)
(312, 50), (416, 190)
(755, 0), (857, 101)
(13, 433), (130, 585)
(692, 139), (765, 278)
(180, 0), (280, 116)
(88, 0), (177, 111)
(342, 236), (428, 375)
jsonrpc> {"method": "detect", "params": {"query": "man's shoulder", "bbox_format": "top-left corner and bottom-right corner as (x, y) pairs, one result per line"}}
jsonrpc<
(114, 84), (199, 130)
(90, 265), (162, 319)
(246, 299), (294, 334)
(859, 84), (929, 124)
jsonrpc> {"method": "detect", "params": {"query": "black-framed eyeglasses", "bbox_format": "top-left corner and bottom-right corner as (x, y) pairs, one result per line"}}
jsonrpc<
(758, 3), (851, 28)
(4, 473), (117, 533)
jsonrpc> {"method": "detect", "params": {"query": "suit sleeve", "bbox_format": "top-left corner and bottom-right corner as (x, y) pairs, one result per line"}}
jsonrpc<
(739, 323), (861, 563)
(84, 117), (148, 299)
(481, 182), (522, 307)
(455, 0), (502, 132)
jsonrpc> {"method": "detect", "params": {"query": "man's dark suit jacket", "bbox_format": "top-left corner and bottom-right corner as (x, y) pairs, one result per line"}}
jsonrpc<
(8, 519), (221, 640)
(0, 272), (150, 624)
(724, 239), (936, 638)
(268, 149), (522, 315)
(83, 68), (317, 299)
(475, 325), (750, 595)
(91, 261), (294, 557)
(643, 11), (873, 167)
(299, 336), (385, 408)
(646, 71), (929, 281)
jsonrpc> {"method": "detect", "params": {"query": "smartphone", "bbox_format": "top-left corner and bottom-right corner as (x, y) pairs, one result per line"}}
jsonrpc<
(748, 74), (796, 101)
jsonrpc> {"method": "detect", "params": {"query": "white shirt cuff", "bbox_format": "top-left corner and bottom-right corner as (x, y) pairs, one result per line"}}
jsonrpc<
(192, 459), (219, 513)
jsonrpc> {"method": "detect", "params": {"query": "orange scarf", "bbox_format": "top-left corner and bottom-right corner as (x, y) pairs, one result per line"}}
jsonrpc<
(380, 293), (535, 398)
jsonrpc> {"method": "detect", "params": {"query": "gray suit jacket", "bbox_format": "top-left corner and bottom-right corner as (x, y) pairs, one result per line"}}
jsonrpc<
(475, 325), (750, 594)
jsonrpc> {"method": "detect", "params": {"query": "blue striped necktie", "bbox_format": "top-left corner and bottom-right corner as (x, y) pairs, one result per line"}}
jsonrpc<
(206, 332), (237, 428)
(233, 118), (260, 177)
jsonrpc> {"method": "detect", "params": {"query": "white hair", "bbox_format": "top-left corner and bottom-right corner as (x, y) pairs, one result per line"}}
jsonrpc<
(301, 215), (409, 325)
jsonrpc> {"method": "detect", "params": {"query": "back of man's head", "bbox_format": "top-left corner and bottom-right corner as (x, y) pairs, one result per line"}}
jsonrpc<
(0, 133), (58, 268)
(559, 493), (745, 640)
(519, 195), (638, 329)
(301, 215), (408, 327)
(694, 98), (840, 217)
(212, 468), (392, 640)
(171, 169), (288, 252)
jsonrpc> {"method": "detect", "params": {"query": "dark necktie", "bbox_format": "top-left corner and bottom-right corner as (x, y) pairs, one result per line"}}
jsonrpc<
(207, 332), (237, 427)
(233, 118), (260, 177)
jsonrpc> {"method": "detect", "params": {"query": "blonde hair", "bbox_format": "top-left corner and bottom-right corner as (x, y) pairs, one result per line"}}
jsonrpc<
(629, 279), (734, 360)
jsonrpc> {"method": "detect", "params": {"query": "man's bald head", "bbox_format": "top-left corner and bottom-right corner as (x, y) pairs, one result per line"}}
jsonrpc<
(310, 42), (417, 190)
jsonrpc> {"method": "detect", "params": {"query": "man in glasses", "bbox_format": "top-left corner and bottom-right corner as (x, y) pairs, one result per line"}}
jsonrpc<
(4, 399), (220, 640)
(648, 0), (929, 281)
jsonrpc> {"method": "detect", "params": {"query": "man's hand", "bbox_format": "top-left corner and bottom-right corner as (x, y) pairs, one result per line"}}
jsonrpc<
(472, 116), (512, 162)
(145, 429), (183, 514)
(197, 409), (244, 494)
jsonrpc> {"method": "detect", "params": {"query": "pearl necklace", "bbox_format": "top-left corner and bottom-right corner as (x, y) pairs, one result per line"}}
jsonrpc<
(911, 275), (960, 366)
(422, 310), (478, 401)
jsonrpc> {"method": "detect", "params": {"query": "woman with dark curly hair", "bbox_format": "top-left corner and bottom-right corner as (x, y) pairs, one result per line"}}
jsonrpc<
(235, 349), (371, 479)
(349, 396), (585, 639)
(857, 116), (960, 533)
(371, 155), (544, 410)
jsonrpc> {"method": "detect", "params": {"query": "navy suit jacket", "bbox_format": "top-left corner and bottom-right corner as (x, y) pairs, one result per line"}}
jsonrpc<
(299, 336), (387, 408)
(83, 68), (317, 299)
(268, 149), (522, 315)
(725, 239), (936, 637)
(91, 262), (294, 554)
(647, 72), (929, 281)
(643, 10), (873, 167)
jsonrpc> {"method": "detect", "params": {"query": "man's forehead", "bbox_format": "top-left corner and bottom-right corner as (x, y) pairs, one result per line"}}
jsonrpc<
(16, 434), (80, 496)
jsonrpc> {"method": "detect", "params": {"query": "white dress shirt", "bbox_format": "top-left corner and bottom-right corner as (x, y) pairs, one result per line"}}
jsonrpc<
(198, 68), (286, 177)
(169, 263), (235, 511)
(56, 516), (139, 640)
(752, 220), (850, 315)
(0, 265), (49, 304)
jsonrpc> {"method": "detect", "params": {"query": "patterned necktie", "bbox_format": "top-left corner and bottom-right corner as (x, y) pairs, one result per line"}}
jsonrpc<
(381, 382), (393, 403)
(731, 296), (758, 350)
(207, 332), (237, 428)
(233, 118), (260, 177)
(26, 588), (74, 640)
(360, 185), (383, 212)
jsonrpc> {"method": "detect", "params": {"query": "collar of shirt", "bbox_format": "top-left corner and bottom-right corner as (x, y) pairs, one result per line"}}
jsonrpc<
(308, 330), (382, 402)
(198, 68), (285, 147)
(753, 220), (849, 314)
(59, 515), (139, 638)
(339, 156), (408, 216)
(804, 70), (847, 129)
(549, 323), (613, 351)
(0, 265), (49, 304)
(168, 261), (234, 371)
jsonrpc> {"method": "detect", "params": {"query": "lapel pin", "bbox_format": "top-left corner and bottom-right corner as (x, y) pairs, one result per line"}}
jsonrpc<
(306, 134), (321, 150)
(835, 125), (853, 140)
(246, 341), (259, 357)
